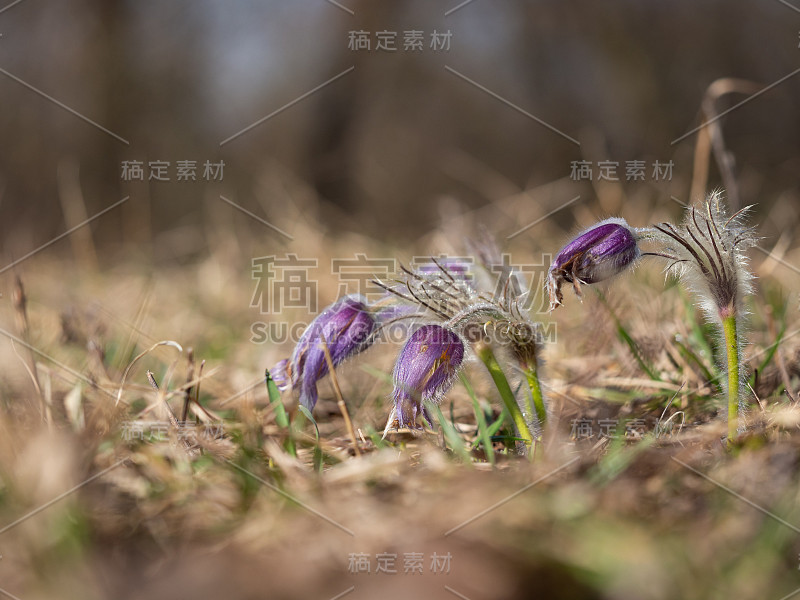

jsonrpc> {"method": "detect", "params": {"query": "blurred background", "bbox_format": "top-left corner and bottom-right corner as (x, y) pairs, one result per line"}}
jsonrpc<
(0, 0), (798, 263)
(1, 4), (800, 600)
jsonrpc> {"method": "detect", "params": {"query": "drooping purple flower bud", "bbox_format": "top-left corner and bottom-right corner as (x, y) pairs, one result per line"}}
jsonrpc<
(391, 324), (465, 429)
(547, 218), (640, 311)
(290, 295), (377, 410)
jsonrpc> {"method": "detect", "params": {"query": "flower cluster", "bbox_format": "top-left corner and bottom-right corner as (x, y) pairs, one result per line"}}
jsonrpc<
(270, 242), (547, 443)
(267, 190), (755, 449)
(268, 269), (471, 431)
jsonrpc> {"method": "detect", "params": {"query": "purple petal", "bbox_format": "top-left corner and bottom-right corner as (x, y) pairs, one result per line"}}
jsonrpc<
(290, 295), (377, 410)
(551, 222), (627, 273)
(391, 324), (464, 428)
(269, 359), (291, 391)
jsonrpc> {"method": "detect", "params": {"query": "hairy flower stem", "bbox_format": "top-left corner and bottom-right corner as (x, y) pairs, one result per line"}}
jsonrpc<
(475, 343), (533, 448)
(522, 362), (547, 432)
(722, 314), (740, 445)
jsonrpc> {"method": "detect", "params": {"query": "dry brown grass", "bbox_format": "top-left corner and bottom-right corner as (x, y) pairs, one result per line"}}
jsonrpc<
(0, 177), (799, 600)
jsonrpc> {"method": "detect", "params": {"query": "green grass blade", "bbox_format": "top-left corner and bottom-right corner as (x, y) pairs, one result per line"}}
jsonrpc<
(673, 337), (716, 384)
(297, 405), (319, 438)
(265, 368), (289, 429)
(426, 401), (472, 463)
(596, 290), (661, 381)
(362, 425), (388, 450)
(460, 374), (495, 466)
(590, 432), (655, 486)
(681, 291), (716, 367)
(753, 323), (787, 380)
(486, 407), (509, 439)
(296, 405), (324, 473)
(265, 368), (295, 456)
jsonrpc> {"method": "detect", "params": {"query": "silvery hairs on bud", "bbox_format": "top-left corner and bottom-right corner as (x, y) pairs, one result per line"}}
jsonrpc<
(643, 192), (757, 322)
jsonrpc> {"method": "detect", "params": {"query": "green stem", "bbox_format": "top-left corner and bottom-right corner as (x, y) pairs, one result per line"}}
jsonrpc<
(475, 343), (533, 447)
(523, 361), (547, 431)
(722, 314), (739, 444)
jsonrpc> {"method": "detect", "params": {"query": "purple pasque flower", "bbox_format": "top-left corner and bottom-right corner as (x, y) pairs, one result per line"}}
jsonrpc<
(391, 324), (465, 429)
(547, 217), (640, 311)
(285, 295), (377, 410)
